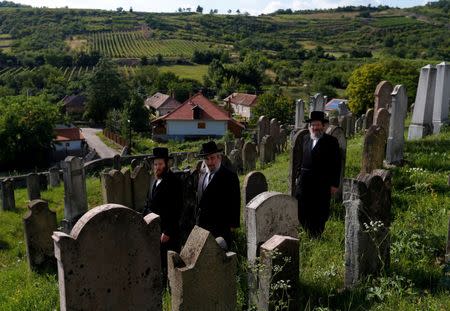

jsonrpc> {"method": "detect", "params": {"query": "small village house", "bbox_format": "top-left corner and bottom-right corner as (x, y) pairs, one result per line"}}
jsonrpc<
(52, 126), (87, 161)
(223, 93), (258, 120)
(144, 92), (182, 116)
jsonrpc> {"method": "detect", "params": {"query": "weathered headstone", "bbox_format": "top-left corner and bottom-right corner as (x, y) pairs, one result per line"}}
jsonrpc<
(386, 85), (408, 165)
(329, 116), (339, 126)
(112, 154), (121, 170)
(0, 178), (15, 211)
(270, 119), (280, 153)
(288, 129), (309, 196)
(49, 167), (60, 187)
(260, 135), (275, 165)
(235, 137), (245, 152)
(375, 108), (390, 135)
(258, 116), (270, 145)
(242, 142), (257, 172)
(295, 99), (305, 129)
(101, 168), (133, 208)
(131, 165), (151, 213)
(175, 170), (198, 244)
(61, 156), (88, 232)
(224, 140), (235, 156)
(364, 108), (374, 131)
(278, 128), (287, 152)
(242, 171), (268, 206)
(53, 204), (162, 311)
(326, 125), (347, 201)
(346, 114), (356, 137)
(408, 64), (437, 140)
(313, 93), (325, 112)
(257, 235), (300, 311)
(373, 81), (393, 124)
(23, 199), (57, 271)
(39, 173), (48, 191)
(168, 226), (236, 311)
(355, 115), (364, 133)
(360, 125), (387, 175)
(27, 173), (41, 201)
(130, 158), (140, 171)
(344, 171), (391, 288)
(229, 149), (243, 174)
(432, 61), (450, 134)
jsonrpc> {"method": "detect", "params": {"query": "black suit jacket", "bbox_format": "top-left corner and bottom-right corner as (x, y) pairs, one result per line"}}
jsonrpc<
(196, 164), (240, 243)
(144, 170), (182, 240)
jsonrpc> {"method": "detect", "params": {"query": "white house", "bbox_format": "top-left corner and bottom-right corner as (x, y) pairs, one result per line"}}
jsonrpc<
(223, 93), (258, 120)
(52, 127), (86, 161)
(144, 92), (182, 116)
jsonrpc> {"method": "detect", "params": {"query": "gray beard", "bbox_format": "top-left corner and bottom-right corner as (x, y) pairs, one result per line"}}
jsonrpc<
(310, 132), (324, 141)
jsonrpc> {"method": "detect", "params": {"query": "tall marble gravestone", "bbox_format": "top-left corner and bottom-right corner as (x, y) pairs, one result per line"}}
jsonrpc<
(23, 199), (57, 271)
(53, 204), (162, 311)
(408, 64), (437, 140)
(168, 226), (236, 311)
(373, 81), (393, 125)
(326, 125), (347, 201)
(0, 178), (15, 211)
(295, 99), (305, 129)
(386, 85), (408, 165)
(288, 129), (309, 196)
(432, 61), (450, 134)
(344, 171), (391, 288)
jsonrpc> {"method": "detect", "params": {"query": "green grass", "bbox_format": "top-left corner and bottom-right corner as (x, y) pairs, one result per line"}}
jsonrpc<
(158, 64), (208, 82)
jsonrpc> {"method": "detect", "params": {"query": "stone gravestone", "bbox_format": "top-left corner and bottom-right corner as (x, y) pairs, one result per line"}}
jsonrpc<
(373, 81), (393, 125)
(242, 142), (257, 172)
(270, 119), (280, 153)
(260, 135), (275, 165)
(0, 178), (15, 211)
(246, 192), (299, 307)
(224, 140), (235, 156)
(295, 99), (305, 129)
(101, 168), (133, 208)
(235, 137), (245, 152)
(229, 149), (243, 174)
(364, 108), (374, 131)
(23, 199), (57, 271)
(131, 165), (151, 213)
(344, 171), (391, 288)
(112, 154), (121, 170)
(130, 158), (140, 171)
(168, 226), (236, 311)
(355, 115), (365, 133)
(375, 108), (390, 135)
(313, 93), (325, 112)
(408, 64), (437, 140)
(257, 235), (300, 311)
(27, 173), (41, 201)
(258, 116), (270, 145)
(49, 167), (60, 187)
(326, 125), (347, 201)
(53, 204), (162, 311)
(278, 128), (287, 152)
(242, 171), (268, 206)
(446, 216), (450, 263)
(432, 61), (450, 134)
(174, 170), (198, 244)
(61, 156), (88, 232)
(386, 85), (408, 165)
(39, 173), (48, 191)
(288, 129), (309, 196)
(360, 125), (387, 175)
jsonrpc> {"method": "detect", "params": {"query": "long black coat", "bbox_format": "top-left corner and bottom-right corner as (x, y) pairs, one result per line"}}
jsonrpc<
(197, 164), (240, 245)
(295, 133), (341, 236)
(144, 170), (182, 249)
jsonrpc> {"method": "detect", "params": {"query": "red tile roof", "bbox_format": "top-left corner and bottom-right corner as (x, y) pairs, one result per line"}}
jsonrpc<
(145, 92), (181, 110)
(224, 93), (258, 107)
(54, 128), (85, 142)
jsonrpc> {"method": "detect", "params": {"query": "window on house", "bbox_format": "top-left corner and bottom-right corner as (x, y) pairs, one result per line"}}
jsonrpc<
(197, 122), (206, 129)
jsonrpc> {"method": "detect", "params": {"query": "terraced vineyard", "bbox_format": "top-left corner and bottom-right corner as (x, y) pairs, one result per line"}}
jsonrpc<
(87, 31), (212, 58)
(0, 34), (13, 52)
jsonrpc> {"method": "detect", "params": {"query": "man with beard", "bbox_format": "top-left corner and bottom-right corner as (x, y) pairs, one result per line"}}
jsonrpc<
(196, 141), (240, 248)
(295, 111), (341, 237)
(144, 147), (182, 282)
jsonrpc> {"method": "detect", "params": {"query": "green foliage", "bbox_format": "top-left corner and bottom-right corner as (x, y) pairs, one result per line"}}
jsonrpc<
(0, 95), (60, 169)
(252, 88), (294, 125)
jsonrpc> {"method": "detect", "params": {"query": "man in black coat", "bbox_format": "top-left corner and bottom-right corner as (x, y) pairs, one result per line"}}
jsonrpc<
(196, 141), (241, 248)
(295, 111), (341, 237)
(143, 147), (182, 280)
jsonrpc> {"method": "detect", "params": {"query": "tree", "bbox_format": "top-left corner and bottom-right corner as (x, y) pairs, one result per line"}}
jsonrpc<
(196, 5), (203, 13)
(252, 88), (295, 125)
(0, 95), (60, 169)
(121, 92), (149, 134)
(85, 58), (130, 123)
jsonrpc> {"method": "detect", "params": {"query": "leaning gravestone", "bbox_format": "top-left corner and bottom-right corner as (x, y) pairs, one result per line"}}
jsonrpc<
(386, 85), (408, 165)
(288, 129), (309, 196)
(168, 226), (236, 311)
(360, 125), (387, 175)
(242, 142), (257, 172)
(260, 135), (275, 165)
(0, 178), (15, 211)
(295, 99), (305, 129)
(432, 61), (450, 134)
(23, 199), (57, 271)
(229, 149), (243, 174)
(49, 167), (60, 187)
(61, 156), (88, 232)
(53, 204), (162, 311)
(246, 192), (299, 307)
(131, 165), (151, 213)
(408, 64), (437, 140)
(373, 81), (393, 125)
(257, 235), (300, 311)
(344, 171), (391, 288)
(257, 116), (270, 145)
(27, 173), (41, 201)
(326, 125), (347, 201)
(242, 171), (268, 206)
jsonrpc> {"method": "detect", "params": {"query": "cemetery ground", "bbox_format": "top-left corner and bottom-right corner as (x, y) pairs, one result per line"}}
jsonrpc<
(1, 128), (450, 310)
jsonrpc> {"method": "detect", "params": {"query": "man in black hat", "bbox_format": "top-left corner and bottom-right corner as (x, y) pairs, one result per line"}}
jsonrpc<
(196, 141), (240, 247)
(295, 111), (341, 237)
(143, 147), (182, 279)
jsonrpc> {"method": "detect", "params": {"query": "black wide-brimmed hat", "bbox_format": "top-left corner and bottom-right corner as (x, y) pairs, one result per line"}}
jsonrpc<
(305, 111), (329, 123)
(149, 147), (173, 159)
(198, 141), (223, 157)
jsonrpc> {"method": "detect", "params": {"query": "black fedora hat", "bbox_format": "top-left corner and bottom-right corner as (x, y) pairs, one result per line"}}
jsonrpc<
(198, 141), (223, 157)
(149, 147), (173, 159)
(305, 111), (328, 123)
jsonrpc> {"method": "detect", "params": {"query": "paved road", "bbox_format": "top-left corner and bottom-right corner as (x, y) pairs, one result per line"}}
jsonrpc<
(80, 127), (119, 159)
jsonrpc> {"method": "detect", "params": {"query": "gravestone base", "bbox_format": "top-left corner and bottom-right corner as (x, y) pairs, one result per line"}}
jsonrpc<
(408, 123), (432, 140)
(433, 120), (448, 134)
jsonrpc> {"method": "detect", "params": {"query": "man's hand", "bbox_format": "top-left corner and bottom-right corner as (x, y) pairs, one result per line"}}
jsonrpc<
(161, 233), (170, 243)
(330, 186), (339, 195)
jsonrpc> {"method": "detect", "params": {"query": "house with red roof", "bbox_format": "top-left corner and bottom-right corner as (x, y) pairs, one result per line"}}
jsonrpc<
(223, 92), (258, 120)
(144, 92), (182, 116)
(151, 93), (244, 141)
(52, 126), (86, 161)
